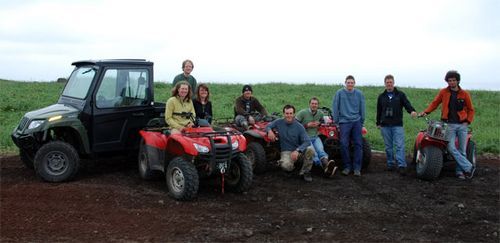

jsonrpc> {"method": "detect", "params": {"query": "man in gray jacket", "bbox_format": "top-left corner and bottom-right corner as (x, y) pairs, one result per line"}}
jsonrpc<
(332, 75), (366, 176)
(266, 104), (315, 182)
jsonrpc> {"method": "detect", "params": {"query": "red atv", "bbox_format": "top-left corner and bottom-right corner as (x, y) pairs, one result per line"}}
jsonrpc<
(218, 112), (281, 174)
(317, 107), (371, 170)
(412, 117), (476, 180)
(138, 113), (253, 201)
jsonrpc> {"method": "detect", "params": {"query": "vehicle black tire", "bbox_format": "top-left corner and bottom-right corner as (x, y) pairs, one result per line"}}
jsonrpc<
(322, 138), (342, 168)
(245, 142), (267, 174)
(20, 149), (35, 169)
(34, 141), (80, 182)
(165, 157), (199, 201)
(361, 138), (371, 170)
(466, 140), (477, 169)
(412, 141), (418, 165)
(416, 146), (443, 180)
(410, 141), (418, 170)
(226, 153), (253, 193)
(138, 138), (161, 180)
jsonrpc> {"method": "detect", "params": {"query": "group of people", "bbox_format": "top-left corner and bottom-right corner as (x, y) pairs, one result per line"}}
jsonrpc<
(166, 60), (212, 134)
(165, 59), (476, 182)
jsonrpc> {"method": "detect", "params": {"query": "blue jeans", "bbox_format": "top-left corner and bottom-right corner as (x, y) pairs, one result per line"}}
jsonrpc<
(310, 136), (328, 166)
(446, 123), (472, 174)
(380, 126), (407, 168)
(339, 120), (363, 171)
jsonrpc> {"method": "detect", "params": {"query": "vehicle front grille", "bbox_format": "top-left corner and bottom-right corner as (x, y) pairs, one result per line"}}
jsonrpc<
(212, 144), (232, 162)
(17, 117), (29, 131)
(198, 144), (236, 162)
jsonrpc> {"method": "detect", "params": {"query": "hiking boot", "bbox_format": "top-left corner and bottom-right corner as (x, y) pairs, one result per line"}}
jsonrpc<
(354, 170), (361, 177)
(322, 158), (337, 176)
(456, 172), (466, 180)
(465, 165), (476, 179)
(301, 172), (313, 182)
(320, 157), (329, 167)
(330, 166), (338, 178)
(398, 167), (407, 176)
(341, 168), (350, 176)
(274, 160), (282, 167)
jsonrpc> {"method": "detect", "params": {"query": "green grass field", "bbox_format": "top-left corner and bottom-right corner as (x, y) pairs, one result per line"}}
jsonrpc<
(1, 79), (499, 156)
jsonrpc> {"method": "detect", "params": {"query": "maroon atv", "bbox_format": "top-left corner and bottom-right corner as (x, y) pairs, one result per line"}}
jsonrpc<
(138, 113), (252, 201)
(317, 107), (371, 170)
(412, 117), (476, 180)
(217, 112), (281, 174)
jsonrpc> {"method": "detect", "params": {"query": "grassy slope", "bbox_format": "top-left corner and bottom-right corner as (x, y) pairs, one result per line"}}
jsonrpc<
(1, 79), (499, 155)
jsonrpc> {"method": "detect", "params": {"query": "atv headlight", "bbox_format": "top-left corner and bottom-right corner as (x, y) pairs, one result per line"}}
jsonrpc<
(194, 143), (209, 153)
(231, 140), (239, 150)
(329, 131), (335, 137)
(27, 120), (45, 130)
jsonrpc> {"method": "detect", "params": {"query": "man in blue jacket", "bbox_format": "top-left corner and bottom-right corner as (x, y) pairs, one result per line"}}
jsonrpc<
(266, 104), (315, 182)
(376, 75), (417, 175)
(332, 75), (365, 176)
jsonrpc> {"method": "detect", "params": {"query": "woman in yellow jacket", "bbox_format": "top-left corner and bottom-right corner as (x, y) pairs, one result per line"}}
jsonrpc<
(165, 81), (196, 134)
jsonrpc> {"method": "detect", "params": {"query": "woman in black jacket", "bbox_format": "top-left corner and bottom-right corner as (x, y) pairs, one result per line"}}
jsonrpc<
(193, 83), (213, 124)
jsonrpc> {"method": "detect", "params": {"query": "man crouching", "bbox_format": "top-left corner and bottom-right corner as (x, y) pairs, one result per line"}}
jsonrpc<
(266, 104), (315, 182)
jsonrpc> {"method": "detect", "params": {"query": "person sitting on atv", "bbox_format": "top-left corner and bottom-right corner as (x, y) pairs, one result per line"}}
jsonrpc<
(193, 83), (213, 124)
(419, 70), (475, 180)
(296, 97), (337, 176)
(165, 81), (196, 134)
(266, 104), (315, 182)
(234, 84), (268, 130)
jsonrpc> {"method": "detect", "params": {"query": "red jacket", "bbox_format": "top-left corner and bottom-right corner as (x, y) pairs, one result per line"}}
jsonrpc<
(424, 86), (474, 124)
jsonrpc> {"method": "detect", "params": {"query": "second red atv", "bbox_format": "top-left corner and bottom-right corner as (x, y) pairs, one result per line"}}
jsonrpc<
(317, 107), (372, 170)
(138, 113), (252, 201)
(217, 112), (281, 174)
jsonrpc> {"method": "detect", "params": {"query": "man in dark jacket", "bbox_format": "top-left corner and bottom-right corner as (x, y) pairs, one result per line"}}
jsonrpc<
(234, 84), (268, 130)
(376, 75), (417, 175)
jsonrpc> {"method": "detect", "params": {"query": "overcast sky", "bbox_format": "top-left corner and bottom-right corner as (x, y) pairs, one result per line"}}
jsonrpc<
(1, 0), (499, 90)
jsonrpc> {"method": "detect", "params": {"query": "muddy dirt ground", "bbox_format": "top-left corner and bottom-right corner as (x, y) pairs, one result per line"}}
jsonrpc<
(1, 153), (499, 242)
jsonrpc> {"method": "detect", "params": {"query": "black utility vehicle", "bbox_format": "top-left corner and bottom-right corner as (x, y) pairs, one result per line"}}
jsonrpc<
(11, 59), (164, 182)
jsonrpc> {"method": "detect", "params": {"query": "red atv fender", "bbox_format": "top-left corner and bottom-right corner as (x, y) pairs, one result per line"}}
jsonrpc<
(140, 128), (247, 154)
(244, 129), (273, 143)
(139, 130), (167, 150)
(413, 131), (447, 169)
(415, 130), (473, 153)
(138, 130), (203, 156)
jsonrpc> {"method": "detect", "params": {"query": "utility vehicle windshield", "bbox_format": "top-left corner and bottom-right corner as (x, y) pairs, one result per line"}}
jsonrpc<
(61, 66), (96, 99)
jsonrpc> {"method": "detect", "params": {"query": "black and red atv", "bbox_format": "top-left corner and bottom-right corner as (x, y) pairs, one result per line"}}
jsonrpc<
(217, 112), (281, 174)
(412, 117), (476, 180)
(138, 113), (252, 201)
(317, 107), (371, 170)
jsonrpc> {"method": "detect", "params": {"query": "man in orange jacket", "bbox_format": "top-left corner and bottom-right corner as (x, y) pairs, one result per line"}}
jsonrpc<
(419, 70), (475, 180)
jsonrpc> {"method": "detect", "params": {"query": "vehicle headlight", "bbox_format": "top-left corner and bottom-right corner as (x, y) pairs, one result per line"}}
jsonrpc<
(329, 131), (335, 137)
(48, 115), (62, 122)
(193, 143), (209, 153)
(231, 140), (239, 150)
(28, 120), (45, 130)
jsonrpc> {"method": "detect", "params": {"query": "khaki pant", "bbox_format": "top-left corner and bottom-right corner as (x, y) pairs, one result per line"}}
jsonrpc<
(279, 146), (314, 175)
